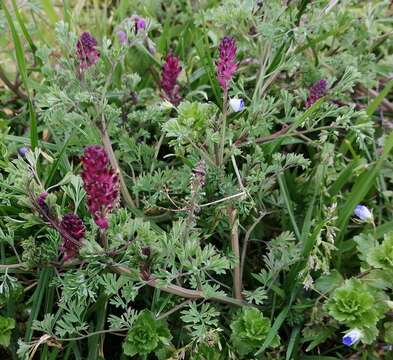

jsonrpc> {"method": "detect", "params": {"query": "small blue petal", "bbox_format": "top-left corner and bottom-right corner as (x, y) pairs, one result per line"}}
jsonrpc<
(342, 335), (353, 346)
(18, 147), (29, 157)
(354, 204), (372, 222)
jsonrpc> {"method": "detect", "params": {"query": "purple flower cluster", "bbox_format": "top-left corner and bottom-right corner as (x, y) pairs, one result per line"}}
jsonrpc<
(216, 37), (238, 91)
(60, 213), (86, 261)
(81, 145), (120, 230)
(191, 160), (206, 196)
(117, 16), (146, 45)
(133, 15), (146, 33)
(160, 53), (182, 105)
(37, 192), (49, 214)
(193, 160), (206, 188)
(76, 32), (100, 70)
(305, 80), (327, 108)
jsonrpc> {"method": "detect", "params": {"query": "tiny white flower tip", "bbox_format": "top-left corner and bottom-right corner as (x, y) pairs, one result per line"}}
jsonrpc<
(354, 205), (373, 222)
(161, 99), (175, 110)
(342, 329), (362, 346)
(229, 98), (245, 112)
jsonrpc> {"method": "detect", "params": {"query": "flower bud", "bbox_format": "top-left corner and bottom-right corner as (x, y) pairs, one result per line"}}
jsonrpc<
(305, 79), (327, 108)
(117, 30), (127, 45)
(229, 98), (245, 112)
(342, 329), (362, 346)
(60, 213), (86, 261)
(354, 204), (373, 222)
(18, 147), (29, 157)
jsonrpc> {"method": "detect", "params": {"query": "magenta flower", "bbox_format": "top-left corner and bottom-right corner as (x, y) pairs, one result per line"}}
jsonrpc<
(305, 80), (327, 108)
(117, 30), (127, 45)
(133, 16), (146, 33)
(216, 37), (238, 91)
(37, 192), (49, 214)
(60, 213), (86, 261)
(81, 145), (120, 229)
(160, 53), (182, 105)
(76, 32), (100, 70)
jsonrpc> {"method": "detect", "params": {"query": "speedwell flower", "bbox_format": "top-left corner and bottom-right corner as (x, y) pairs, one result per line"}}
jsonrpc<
(229, 98), (245, 112)
(354, 204), (373, 222)
(18, 146), (29, 157)
(342, 328), (362, 346)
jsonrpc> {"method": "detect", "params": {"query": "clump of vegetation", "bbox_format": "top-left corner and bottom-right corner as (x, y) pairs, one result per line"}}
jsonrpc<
(0, 0), (393, 359)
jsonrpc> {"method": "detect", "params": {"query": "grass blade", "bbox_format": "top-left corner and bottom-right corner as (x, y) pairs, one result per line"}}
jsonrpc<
(335, 132), (393, 267)
(45, 133), (73, 187)
(2, 3), (39, 150)
(366, 79), (393, 116)
(25, 268), (52, 341)
(40, 0), (59, 25)
(10, 0), (37, 55)
(278, 174), (301, 240)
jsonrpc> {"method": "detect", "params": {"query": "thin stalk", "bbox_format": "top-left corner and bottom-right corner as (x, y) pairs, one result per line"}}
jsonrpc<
(240, 213), (265, 283)
(110, 264), (247, 307)
(218, 89), (228, 165)
(0, 64), (27, 100)
(227, 207), (242, 300)
(100, 119), (136, 209)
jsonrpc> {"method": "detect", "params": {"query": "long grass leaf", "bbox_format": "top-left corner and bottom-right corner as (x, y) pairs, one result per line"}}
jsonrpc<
(10, 0), (37, 55)
(366, 79), (393, 116)
(25, 268), (52, 341)
(3, 4), (39, 149)
(336, 132), (393, 266)
(40, 0), (59, 25)
(45, 133), (73, 187)
(278, 174), (301, 240)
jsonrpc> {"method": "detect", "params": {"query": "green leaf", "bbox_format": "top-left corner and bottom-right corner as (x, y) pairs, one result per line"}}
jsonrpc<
(278, 174), (301, 241)
(123, 310), (171, 357)
(231, 308), (278, 356)
(336, 132), (393, 266)
(314, 270), (344, 294)
(0, 315), (15, 347)
(2, 3), (38, 150)
(366, 79), (393, 116)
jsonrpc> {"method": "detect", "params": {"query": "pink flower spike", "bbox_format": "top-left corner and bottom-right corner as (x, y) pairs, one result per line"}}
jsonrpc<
(216, 37), (238, 91)
(81, 145), (120, 229)
(160, 53), (182, 105)
(305, 80), (327, 108)
(76, 32), (100, 70)
(60, 213), (85, 261)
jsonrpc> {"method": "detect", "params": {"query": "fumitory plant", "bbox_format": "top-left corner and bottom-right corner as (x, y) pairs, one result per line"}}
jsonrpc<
(0, 0), (392, 359)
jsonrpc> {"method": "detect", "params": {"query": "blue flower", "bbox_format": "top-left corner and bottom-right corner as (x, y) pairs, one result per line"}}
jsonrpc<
(229, 98), (245, 112)
(354, 205), (373, 222)
(18, 147), (29, 157)
(342, 328), (362, 346)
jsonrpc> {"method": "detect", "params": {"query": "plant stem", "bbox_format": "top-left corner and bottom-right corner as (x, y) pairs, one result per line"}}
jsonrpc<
(218, 89), (228, 165)
(227, 206), (242, 300)
(110, 264), (247, 307)
(0, 65), (27, 100)
(100, 118), (136, 209)
(240, 213), (265, 283)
